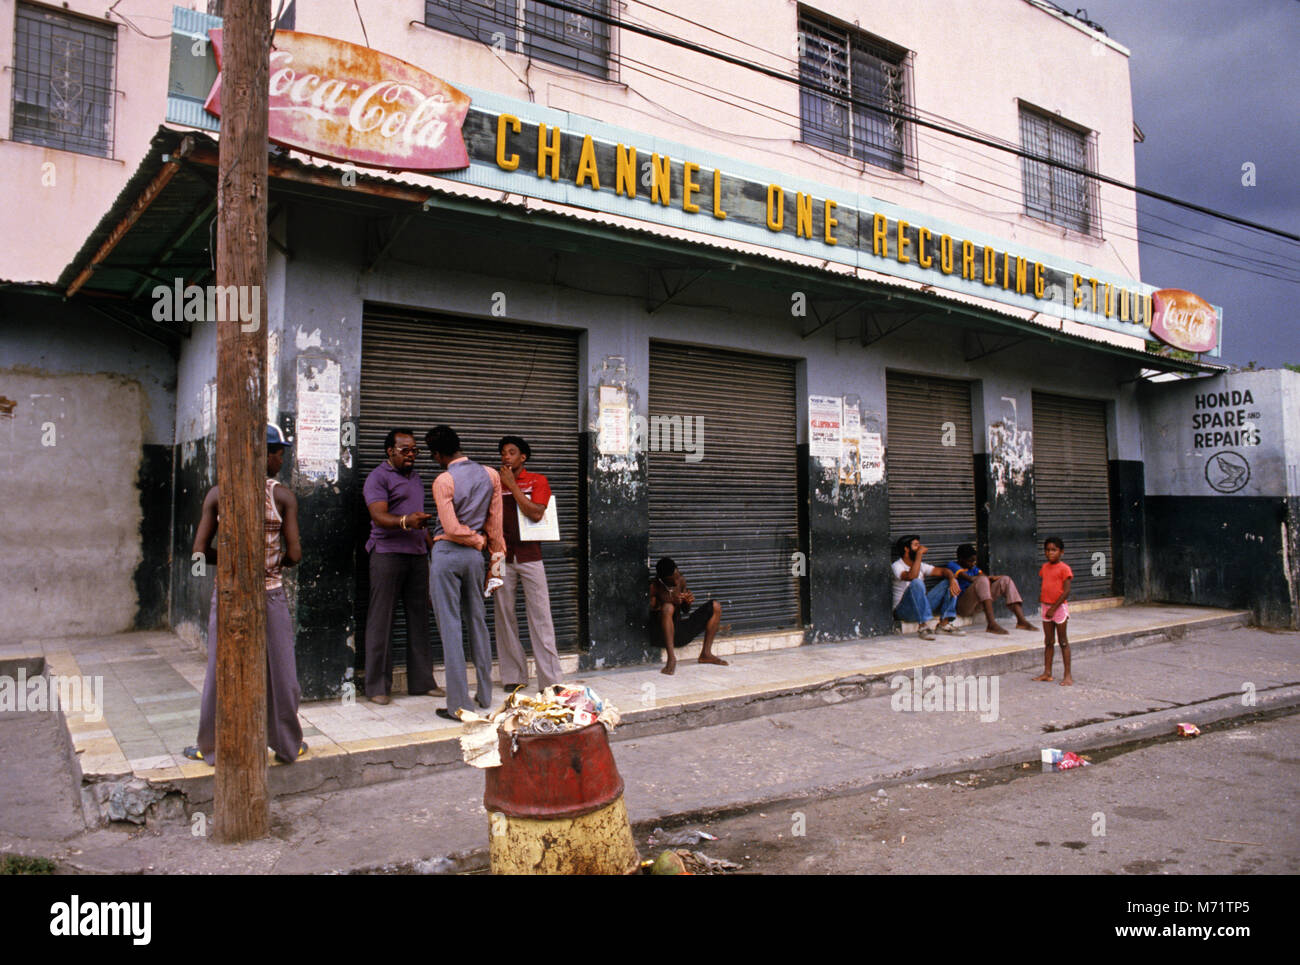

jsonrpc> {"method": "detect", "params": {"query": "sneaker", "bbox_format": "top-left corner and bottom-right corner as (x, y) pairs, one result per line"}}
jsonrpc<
(274, 740), (308, 764)
(917, 625), (936, 641)
(938, 622), (966, 635)
(183, 745), (214, 766)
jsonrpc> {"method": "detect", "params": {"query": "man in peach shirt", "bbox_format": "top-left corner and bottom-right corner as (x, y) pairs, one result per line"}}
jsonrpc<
(425, 425), (506, 719)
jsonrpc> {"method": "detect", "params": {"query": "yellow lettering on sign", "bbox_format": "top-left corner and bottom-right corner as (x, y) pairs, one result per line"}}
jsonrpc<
(897, 220), (911, 264)
(767, 184), (784, 231)
(940, 234), (953, 274)
(1140, 294), (1153, 327)
(1089, 277), (1099, 313)
(1104, 282), (1114, 318)
(917, 227), (932, 268)
(1002, 251), (1013, 289)
(682, 162), (701, 213)
(574, 135), (600, 189)
(712, 169), (727, 219)
(651, 153), (671, 206)
(1034, 262), (1045, 298)
(795, 192), (814, 239)
(1073, 274), (1084, 308)
(983, 246), (996, 286)
(496, 113), (521, 171)
(962, 241), (976, 280)
(537, 123), (561, 180)
(615, 144), (637, 198)
(824, 199), (838, 245)
(1015, 256), (1028, 295)
(873, 214), (889, 257)
(1119, 288), (1130, 322)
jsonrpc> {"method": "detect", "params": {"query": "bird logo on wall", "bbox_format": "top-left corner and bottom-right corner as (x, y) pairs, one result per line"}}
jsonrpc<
(1204, 451), (1250, 494)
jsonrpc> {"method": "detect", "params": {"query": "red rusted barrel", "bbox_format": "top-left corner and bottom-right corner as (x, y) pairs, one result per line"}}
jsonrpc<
(483, 723), (639, 874)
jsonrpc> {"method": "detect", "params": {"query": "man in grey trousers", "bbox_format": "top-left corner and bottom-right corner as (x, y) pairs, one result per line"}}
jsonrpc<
(425, 425), (506, 720)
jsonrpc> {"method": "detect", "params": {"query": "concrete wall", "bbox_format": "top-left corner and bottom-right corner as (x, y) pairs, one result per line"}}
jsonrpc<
(236, 204), (1150, 692)
(1140, 369), (1300, 627)
(0, 292), (176, 639)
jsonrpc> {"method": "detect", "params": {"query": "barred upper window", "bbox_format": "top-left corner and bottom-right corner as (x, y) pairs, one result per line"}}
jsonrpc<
(1020, 105), (1099, 235)
(11, 3), (117, 158)
(798, 9), (914, 175)
(424, 1), (612, 80)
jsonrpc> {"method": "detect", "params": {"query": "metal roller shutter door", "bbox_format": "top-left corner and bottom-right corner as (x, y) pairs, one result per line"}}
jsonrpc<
(647, 342), (801, 632)
(885, 372), (978, 560)
(357, 309), (581, 665)
(1033, 392), (1114, 599)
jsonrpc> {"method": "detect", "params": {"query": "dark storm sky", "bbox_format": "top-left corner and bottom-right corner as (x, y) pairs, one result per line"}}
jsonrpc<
(1069, 0), (1299, 366)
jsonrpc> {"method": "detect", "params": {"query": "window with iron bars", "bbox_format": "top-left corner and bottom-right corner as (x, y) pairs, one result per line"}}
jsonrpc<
(424, 1), (612, 80)
(11, 3), (117, 158)
(1019, 105), (1100, 235)
(798, 10), (915, 175)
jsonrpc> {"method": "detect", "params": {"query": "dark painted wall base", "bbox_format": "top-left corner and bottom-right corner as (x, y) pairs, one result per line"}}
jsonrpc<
(1109, 460), (1145, 601)
(1146, 495), (1298, 628)
(133, 443), (173, 630)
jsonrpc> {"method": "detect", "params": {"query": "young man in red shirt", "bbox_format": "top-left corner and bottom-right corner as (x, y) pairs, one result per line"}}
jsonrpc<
(495, 435), (563, 694)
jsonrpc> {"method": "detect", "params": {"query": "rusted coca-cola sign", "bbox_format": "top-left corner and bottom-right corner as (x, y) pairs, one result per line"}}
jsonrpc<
(204, 30), (470, 172)
(1150, 288), (1220, 353)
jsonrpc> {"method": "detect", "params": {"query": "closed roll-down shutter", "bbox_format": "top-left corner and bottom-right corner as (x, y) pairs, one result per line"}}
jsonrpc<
(647, 342), (800, 633)
(886, 373), (977, 561)
(358, 309), (581, 664)
(1033, 392), (1113, 599)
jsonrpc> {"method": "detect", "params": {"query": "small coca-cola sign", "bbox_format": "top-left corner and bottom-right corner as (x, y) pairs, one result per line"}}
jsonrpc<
(1150, 288), (1219, 353)
(204, 30), (471, 172)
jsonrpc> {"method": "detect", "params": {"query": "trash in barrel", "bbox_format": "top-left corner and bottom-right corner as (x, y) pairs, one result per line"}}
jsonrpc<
(457, 686), (639, 875)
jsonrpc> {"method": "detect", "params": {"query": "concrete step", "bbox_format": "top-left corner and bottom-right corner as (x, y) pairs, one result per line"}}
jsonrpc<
(149, 605), (1250, 813)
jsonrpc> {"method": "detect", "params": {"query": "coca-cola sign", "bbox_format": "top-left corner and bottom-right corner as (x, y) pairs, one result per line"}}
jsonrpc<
(1150, 289), (1220, 354)
(203, 30), (470, 172)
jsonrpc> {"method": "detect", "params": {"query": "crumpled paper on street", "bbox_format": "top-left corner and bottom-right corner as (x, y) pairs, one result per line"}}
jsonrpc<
(457, 684), (621, 768)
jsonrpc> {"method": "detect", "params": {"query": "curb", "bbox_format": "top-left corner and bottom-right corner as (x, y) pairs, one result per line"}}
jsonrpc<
(101, 609), (1252, 812)
(376, 681), (1300, 875)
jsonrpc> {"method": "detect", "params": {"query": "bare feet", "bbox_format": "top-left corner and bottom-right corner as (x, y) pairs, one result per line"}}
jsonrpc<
(1031, 673), (1052, 682)
(1060, 676), (1074, 686)
(661, 660), (676, 676)
(699, 655), (729, 666)
(986, 623), (1009, 635)
(1017, 621), (1038, 631)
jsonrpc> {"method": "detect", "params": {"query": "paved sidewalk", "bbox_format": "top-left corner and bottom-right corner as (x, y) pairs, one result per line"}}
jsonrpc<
(0, 601), (1245, 796)
(3, 605), (1297, 874)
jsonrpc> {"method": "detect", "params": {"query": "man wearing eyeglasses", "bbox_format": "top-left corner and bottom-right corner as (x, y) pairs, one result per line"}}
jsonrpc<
(362, 429), (441, 704)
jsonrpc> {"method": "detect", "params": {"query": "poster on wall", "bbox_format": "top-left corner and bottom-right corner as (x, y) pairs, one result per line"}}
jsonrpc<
(809, 395), (842, 461)
(840, 401), (862, 484)
(860, 431), (884, 485)
(597, 384), (629, 455)
(297, 391), (341, 479)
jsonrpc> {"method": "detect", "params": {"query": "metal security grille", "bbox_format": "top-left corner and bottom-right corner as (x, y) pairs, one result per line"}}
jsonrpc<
(885, 373), (977, 563)
(647, 343), (800, 633)
(357, 309), (581, 666)
(1033, 393), (1114, 599)
(798, 10), (914, 174)
(424, 0), (611, 79)
(1020, 104), (1099, 235)
(11, 3), (116, 158)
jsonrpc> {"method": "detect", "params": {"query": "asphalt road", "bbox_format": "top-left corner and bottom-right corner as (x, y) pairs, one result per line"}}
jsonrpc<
(674, 711), (1300, 875)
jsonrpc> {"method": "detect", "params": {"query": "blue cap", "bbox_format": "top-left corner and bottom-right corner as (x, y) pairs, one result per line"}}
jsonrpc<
(267, 423), (291, 447)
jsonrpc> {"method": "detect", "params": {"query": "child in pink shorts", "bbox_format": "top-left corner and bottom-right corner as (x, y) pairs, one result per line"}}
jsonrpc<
(1033, 536), (1074, 685)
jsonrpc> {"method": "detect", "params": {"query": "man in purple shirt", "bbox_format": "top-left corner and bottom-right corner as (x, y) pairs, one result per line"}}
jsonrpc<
(362, 429), (442, 704)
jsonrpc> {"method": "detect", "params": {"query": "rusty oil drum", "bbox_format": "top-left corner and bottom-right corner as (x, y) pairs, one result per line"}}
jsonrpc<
(484, 722), (640, 874)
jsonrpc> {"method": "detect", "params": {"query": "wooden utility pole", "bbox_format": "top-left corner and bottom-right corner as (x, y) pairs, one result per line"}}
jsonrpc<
(214, 0), (271, 843)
